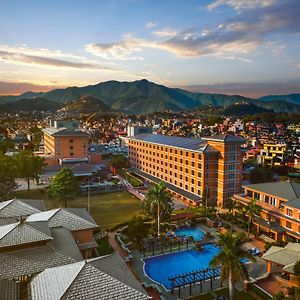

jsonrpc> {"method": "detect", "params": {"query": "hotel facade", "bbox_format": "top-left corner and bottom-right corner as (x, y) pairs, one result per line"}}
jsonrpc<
(127, 133), (245, 207)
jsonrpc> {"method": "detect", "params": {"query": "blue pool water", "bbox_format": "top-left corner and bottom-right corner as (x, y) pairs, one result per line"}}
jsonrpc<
(144, 244), (219, 290)
(174, 226), (205, 241)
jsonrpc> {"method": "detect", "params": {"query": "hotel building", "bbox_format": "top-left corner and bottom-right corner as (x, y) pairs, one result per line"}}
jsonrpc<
(42, 120), (89, 165)
(127, 133), (245, 207)
(233, 181), (300, 242)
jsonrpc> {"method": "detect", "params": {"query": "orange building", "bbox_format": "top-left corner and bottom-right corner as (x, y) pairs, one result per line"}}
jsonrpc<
(233, 181), (300, 242)
(42, 120), (89, 165)
(127, 133), (245, 207)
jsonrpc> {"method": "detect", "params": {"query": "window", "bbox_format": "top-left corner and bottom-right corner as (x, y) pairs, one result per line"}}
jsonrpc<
(287, 208), (293, 217)
(228, 182), (235, 189)
(228, 173), (235, 180)
(264, 195), (269, 204)
(286, 221), (292, 229)
(69, 139), (73, 143)
(198, 163), (202, 168)
(229, 164), (235, 171)
(254, 192), (260, 200)
(192, 153), (195, 158)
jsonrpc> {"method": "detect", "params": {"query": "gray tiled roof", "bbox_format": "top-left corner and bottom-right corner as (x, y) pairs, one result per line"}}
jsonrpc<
(129, 134), (214, 152)
(244, 181), (300, 200)
(0, 280), (19, 300)
(30, 255), (149, 300)
(262, 243), (300, 273)
(0, 227), (82, 280)
(0, 199), (41, 219)
(26, 208), (98, 231)
(43, 128), (88, 137)
(285, 197), (300, 209)
(89, 253), (148, 296)
(0, 222), (52, 249)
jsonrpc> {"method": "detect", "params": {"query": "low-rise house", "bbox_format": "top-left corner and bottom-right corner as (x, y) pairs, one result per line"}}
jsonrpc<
(233, 181), (300, 242)
(26, 208), (98, 258)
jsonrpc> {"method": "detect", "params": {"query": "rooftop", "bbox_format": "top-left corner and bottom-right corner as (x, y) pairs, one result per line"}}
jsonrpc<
(129, 134), (218, 153)
(0, 226), (83, 280)
(26, 208), (98, 231)
(30, 253), (149, 300)
(0, 221), (52, 249)
(0, 199), (44, 219)
(262, 243), (300, 274)
(43, 127), (88, 137)
(244, 181), (300, 200)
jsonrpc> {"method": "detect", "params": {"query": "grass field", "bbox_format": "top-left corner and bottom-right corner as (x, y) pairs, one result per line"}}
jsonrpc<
(16, 189), (142, 230)
(190, 288), (257, 300)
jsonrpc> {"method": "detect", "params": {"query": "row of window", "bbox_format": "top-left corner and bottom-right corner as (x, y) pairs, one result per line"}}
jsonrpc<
(130, 143), (202, 159)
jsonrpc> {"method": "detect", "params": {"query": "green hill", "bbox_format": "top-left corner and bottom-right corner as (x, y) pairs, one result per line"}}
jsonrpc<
(0, 97), (61, 112)
(0, 79), (299, 114)
(64, 95), (114, 114)
(220, 103), (272, 116)
(258, 94), (300, 105)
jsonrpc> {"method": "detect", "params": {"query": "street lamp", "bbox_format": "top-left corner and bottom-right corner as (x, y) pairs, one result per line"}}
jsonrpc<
(87, 177), (90, 213)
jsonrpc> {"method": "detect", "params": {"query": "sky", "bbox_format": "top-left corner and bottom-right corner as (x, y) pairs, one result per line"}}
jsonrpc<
(0, 0), (300, 97)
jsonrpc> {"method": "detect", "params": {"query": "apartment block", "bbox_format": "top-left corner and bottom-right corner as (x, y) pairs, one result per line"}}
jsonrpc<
(233, 181), (300, 242)
(42, 120), (89, 165)
(127, 133), (245, 207)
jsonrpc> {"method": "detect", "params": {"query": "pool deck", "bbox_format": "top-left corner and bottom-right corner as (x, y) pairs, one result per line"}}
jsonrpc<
(130, 223), (269, 299)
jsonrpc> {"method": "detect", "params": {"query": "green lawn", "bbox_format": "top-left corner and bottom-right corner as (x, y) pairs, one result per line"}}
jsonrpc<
(190, 288), (257, 300)
(15, 189), (142, 230)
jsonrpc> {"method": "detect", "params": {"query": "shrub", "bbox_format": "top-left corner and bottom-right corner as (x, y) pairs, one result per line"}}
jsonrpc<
(223, 223), (231, 230)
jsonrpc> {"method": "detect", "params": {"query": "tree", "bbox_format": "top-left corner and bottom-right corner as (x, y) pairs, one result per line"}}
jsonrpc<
(142, 181), (173, 237)
(0, 154), (17, 200)
(250, 166), (274, 184)
(127, 216), (148, 242)
(29, 127), (43, 151)
(243, 199), (262, 237)
(15, 150), (46, 190)
(48, 168), (80, 208)
(202, 187), (210, 214)
(110, 154), (129, 170)
(210, 231), (255, 300)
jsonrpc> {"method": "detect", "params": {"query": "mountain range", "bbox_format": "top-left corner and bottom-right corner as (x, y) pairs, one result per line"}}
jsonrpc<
(0, 79), (299, 114)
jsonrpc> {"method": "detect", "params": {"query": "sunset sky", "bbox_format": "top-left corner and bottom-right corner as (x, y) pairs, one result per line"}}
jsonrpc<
(0, 0), (300, 97)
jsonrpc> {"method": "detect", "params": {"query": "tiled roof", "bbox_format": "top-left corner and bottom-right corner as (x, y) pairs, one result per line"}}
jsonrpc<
(0, 227), (82, 280)
(0, 280), (19, 300)
(285, 197), (300, 209)
(244, 181), (300, 200)
(262, 243), (300, 273)
(0, 222), (52, 249)
(43, 128), (88, 137)
(129, 134), (217, 153)
(26, 208), (98, 231)
(89, 252), (148, 296)
(30, 255), (149, 300)
(0, 199), (42, 219)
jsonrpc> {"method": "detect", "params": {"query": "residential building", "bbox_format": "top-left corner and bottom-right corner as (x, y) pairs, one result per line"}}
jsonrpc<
(127, 133), (245, 207)
(42, 120), (89, 165)
(257, 143), (287, 166)
(233, 181), (300, 242)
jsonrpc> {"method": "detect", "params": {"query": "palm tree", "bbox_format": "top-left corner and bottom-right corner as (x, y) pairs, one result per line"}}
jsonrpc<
(243, 199), (262, 237)
(210, 231), (255, 300)
(143, 181), (173, 237)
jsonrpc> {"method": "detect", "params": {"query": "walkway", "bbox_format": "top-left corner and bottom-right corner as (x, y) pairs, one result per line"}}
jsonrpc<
(107, 231), (128, 259)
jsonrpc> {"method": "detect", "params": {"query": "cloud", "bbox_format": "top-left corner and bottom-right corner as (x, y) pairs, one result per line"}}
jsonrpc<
(86, 0), (299, 61)
(207, 0), (277, 12)
(85, 39), (147, 60)
(151, 28), (178, 38)
(0, 45), (118, 71)
(145, 22), (156, 29)
(0, 81), (61, 95)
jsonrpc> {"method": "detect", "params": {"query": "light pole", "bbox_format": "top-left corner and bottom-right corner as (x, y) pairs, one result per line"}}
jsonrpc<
(87, 177), (90, 213)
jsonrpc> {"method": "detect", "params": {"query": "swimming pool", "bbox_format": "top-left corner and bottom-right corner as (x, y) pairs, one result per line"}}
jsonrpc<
(143, 244), (219, 290)
(174, 226), (205, 241)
